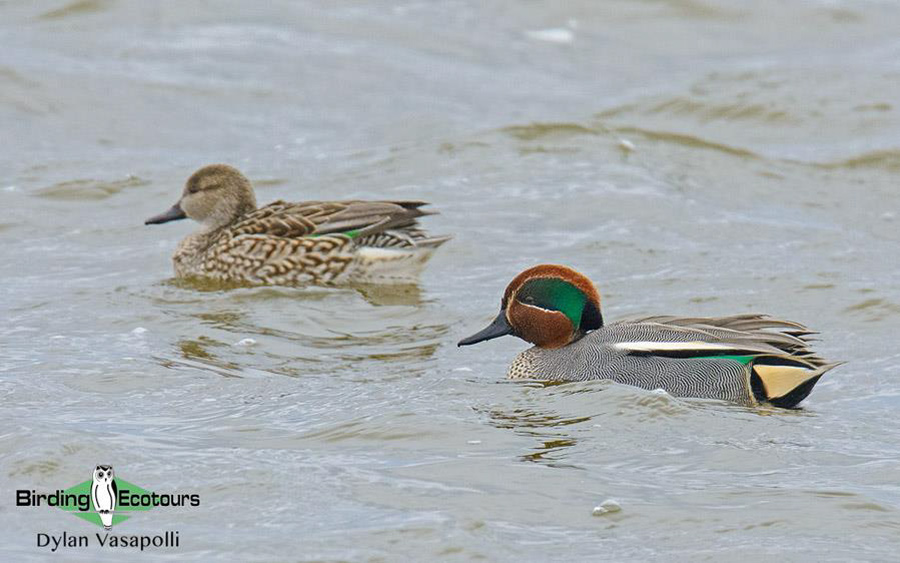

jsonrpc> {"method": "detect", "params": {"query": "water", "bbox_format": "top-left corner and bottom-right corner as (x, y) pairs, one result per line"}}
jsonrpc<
(2, 1), (900, 560)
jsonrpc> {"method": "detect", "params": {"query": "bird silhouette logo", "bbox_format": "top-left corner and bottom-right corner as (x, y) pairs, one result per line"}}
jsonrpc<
(90, 465), (117, 530)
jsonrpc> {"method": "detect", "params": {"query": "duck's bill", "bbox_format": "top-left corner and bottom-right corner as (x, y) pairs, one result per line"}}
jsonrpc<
(458, 311), (513, 346)
(145, 203), (187, 225)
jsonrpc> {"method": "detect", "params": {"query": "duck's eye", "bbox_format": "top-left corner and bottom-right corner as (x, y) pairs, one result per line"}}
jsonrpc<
(523, 295), (536, 304)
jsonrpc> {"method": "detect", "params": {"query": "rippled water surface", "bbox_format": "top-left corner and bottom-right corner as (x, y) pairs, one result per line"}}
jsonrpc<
(3, 1), (900, 561)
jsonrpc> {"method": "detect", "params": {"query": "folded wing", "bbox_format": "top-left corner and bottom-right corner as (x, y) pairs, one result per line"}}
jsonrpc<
(229, 200), (436, 240)
(609, 314), (840, 407)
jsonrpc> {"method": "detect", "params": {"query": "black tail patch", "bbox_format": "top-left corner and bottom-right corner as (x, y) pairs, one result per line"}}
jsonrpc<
(750, 366), (823, 409)
(767, 374), (822, 408)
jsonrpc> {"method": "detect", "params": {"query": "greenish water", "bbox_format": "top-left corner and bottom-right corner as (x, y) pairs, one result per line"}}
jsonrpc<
(2, 1), (900, 561)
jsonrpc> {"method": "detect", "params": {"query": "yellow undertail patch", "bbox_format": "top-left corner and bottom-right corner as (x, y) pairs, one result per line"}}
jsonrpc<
(754, 364), (820, 399)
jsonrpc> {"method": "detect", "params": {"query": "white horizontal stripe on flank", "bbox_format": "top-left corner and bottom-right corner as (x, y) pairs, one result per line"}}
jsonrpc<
(613, 341), (741, 352)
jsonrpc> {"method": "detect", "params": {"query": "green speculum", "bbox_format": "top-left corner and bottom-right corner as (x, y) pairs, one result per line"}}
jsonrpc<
(517, 278), (587, 328)
(695, 354), (756, 365)
(311, 229), (361, 239)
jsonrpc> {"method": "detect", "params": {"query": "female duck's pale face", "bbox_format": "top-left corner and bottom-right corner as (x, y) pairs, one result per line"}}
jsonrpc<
(145, 164), (257, 228)
(178, 172), (229, 223)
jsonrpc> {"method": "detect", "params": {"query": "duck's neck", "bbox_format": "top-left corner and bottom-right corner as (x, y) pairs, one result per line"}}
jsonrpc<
(204, 201), (255, 232)
(200, 213), (239, 233)
(508, 344), (578, 381)
(570, 329), (592, 343)
(173, 229), (219, 274)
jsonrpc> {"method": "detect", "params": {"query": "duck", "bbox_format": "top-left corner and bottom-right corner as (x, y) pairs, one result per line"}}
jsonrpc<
(458, 264), (840, 408)
(145, 164), (450, 285)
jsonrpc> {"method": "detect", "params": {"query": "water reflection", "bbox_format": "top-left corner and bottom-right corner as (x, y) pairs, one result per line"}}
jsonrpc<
(519, 438), (581, 469)
(350, 282), (423, 307)
(177, 337), (220, 361)
(144, 277), (447, 381)
(477, 382), (605, 468)
(166, 277), (425, 307)
(483, 406), (592, 430)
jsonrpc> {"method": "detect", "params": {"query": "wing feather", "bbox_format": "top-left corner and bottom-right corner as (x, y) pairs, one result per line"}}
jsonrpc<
(226, 200), (435, 240)
(609, 314), (827, 366)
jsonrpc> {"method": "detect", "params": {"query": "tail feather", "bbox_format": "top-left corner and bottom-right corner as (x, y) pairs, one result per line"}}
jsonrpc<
(414, 235), (452, 248)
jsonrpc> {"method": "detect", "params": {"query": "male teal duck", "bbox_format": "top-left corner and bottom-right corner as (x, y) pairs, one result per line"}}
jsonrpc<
(146, 164), (450, 285)
(458, 265), (840, 408)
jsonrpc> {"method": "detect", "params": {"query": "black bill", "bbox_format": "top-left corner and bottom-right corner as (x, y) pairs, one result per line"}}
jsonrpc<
(458, 311), (513, 346)
(145, 203), (187, 225)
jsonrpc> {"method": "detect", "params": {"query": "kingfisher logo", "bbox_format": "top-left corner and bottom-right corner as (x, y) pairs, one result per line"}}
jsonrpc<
(15, 465), (199, 552)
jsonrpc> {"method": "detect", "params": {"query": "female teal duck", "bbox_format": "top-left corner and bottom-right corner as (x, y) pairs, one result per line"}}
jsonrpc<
(146, 164), (450, 285)
(458, 265), (839, 408)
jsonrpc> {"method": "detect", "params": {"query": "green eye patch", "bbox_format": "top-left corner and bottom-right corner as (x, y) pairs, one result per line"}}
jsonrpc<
(516, 278), (587, 328)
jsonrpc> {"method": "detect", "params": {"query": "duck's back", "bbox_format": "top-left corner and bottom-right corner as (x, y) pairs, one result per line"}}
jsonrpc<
(510, 314), (836, 407)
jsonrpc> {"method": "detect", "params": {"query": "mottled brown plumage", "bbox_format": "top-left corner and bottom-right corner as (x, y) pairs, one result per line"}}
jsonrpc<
(146, 164), (449, 285)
